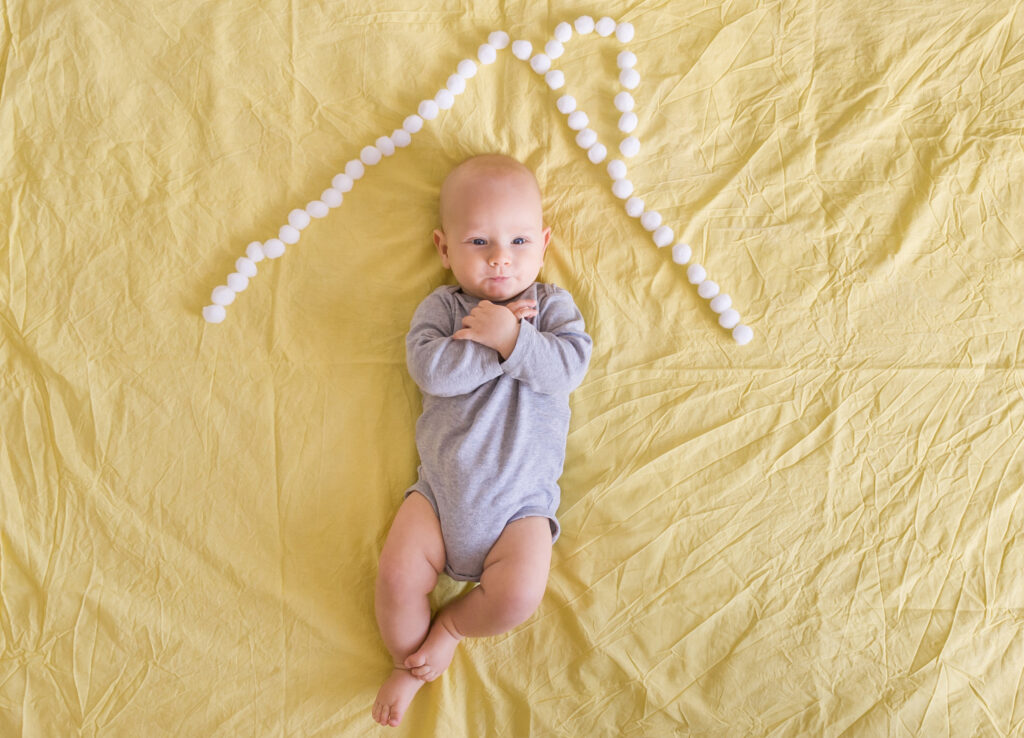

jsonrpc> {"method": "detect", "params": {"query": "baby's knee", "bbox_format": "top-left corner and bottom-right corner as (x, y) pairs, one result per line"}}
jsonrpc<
(489, 578), (546, 630)
(377, 546), (439, 596)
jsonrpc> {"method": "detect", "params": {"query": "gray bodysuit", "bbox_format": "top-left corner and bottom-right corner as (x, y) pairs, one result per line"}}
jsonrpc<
(404, 282), (592, 581)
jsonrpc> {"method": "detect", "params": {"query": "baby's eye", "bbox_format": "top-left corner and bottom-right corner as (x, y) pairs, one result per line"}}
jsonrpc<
(512, 237), (527, 245)
(471, 238), (487, 246)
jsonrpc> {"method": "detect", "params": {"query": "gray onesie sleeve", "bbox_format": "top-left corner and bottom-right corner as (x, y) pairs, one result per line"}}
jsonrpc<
(499, 288), (591, 395)
(405, 291), (505, 397)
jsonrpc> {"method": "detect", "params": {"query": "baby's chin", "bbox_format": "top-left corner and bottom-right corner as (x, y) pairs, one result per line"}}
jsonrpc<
(470, 279), (528, 302)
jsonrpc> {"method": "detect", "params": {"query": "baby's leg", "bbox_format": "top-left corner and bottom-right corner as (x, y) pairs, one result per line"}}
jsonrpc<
(372, 492), (445, 728)
(405, 516), (552, 681)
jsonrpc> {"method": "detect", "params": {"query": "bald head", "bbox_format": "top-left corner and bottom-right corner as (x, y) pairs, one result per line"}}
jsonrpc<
(438, 154), (543, 231)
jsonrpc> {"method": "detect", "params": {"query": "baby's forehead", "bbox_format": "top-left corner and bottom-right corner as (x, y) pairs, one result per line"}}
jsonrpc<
(451, 163), (536, 191)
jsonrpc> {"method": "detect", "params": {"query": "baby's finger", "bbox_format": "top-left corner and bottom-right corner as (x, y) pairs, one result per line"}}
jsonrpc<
(452, 328), (473, 340)
(507, 299), (537, 311)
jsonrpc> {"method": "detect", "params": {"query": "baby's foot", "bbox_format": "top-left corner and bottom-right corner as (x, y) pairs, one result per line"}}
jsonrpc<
(404, 616), (462, 681)
(372, 668), (425, 728)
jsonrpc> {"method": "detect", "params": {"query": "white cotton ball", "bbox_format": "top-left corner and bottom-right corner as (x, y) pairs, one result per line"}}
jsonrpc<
(288, 208), (311, 230)
(321, 188), (343, 208)
(391, 129), (412, 148)
(575, 16), (595, 34)
(671, 243), (692, 264)
(306, 200), (328, 219)
(625, 197), (644, 217)
(279, 225), (300, 244)
(641, 210), (662, 232)
(418, 99), (439, 120)
(488, 31), (510, 49)
(588, 143), (607, 164)
(718, 309), (740, 329)
(567, 110), (589, 130)
(446, 73), (466, 94)
(620, 136), (640, 157)
(345, 159), (365, 179)
(607, 159), (627, 180)
(698, 280), (720, 299)
(263, 239), (285, 259)
(403, 114), (424, 134)
(709, 294), (732, 313)
(332, 173), (354, 192)
(235, 256), (258, 277)
(478, 43), (497, 64)
(575, 128), (598, 149)
(246, 241), (265, 262)
(616, 22), (635, 42)
(511, 40), (532, 59)
(227, 272), (249, 292)
(376, 136), (396, 156)
(595, 17), (616, 36)
(687, 264), (706, 284)
(202, 304), (226, 324)
(211, 285), (236, 306)
(530, 54), (552, 74)
(457, 59), (478, 78)
(557, 95), (576, 114)
(620, 68), (640, 89)
(554, 21), (573, 42)
(546, 70), (565, 90)
(617, 51), (637, 69)
(614, 91), (635, 112)
(653, 225), (674, 247)
(435, 89), (455, 110)
(612, 179), (634, 199)
(360, 145), (382, 166)
(433, 91), (454, 111)
(733, 324), (754, 345)
(618, 112), (638, 133)
(545, 40), (564, 59)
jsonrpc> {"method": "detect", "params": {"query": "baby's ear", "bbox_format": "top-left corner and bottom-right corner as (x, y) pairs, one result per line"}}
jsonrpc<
(433, 229), (450, 268)
(541, 226), (552, 257)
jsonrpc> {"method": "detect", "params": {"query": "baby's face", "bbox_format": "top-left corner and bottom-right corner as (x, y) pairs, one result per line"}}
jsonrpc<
(434, 170), (551, 302)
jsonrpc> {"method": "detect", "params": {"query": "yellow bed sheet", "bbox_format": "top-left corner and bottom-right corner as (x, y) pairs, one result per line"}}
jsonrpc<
(3, 0), (1024, 735)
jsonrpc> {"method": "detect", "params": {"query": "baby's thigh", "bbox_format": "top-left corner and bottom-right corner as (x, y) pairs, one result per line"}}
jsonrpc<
(480, 517), (553, 603)
(378, 492), (447, 586)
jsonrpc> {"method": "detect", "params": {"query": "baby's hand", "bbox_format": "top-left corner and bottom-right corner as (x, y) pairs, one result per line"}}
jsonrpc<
(453, 300), (521, 359)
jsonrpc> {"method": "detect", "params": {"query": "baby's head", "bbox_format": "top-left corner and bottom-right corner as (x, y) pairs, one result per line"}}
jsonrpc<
(433, 154), (551, 302)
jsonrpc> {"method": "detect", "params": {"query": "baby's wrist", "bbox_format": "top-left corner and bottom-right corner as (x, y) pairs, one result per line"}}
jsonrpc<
(498, 322), (521, 361)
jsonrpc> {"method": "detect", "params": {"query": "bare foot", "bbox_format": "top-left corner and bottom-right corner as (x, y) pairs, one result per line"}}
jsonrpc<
(404, 615), (462, 681)
(372, 668), (425, 727)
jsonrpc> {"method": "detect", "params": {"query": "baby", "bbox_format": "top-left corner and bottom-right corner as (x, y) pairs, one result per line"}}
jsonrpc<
(372, 154), (592, 727)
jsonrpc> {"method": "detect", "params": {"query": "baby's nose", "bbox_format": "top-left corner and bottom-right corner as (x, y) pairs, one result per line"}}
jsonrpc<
(488, 248), (512, 265)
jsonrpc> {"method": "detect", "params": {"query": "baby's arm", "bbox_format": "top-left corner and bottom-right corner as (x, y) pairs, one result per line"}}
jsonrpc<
(500, 288), (592, 395)
(406, 291), (504, 397)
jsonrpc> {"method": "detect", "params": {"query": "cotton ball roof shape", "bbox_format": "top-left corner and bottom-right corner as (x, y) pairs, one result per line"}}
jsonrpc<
(202, 16), (753, 344)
